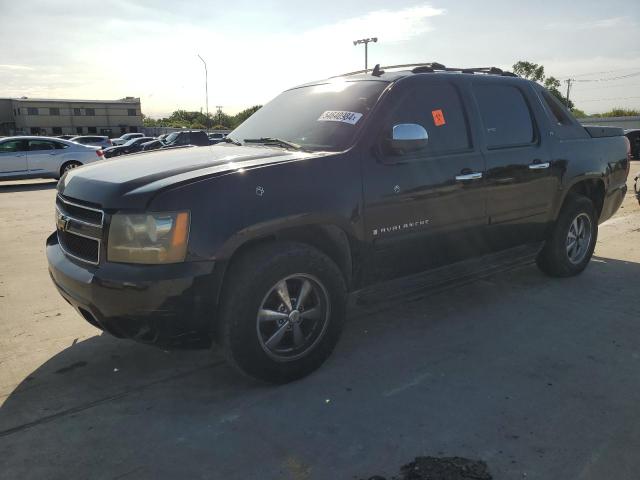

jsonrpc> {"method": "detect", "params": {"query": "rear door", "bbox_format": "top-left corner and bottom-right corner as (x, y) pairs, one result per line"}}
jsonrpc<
(0, 139), (28, 178)
(362, 76), (488, 282)
(471, 79), (556, 249)
(27, 139), (67, 176)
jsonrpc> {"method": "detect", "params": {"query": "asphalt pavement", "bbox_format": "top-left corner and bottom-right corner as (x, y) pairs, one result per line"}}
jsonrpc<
(1, 166), (639, 479)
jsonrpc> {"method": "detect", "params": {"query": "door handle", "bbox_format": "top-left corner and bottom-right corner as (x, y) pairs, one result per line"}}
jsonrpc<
(455, 172), (483, 181)
(529, 161), (550, 170)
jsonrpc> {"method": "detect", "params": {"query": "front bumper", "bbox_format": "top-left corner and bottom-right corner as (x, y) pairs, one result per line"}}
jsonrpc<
(46, 232), (217, 348)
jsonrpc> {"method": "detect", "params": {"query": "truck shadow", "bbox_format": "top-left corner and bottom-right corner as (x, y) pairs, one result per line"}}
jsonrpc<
(0, 180), (57, 193)
(1, 255), (640, 478)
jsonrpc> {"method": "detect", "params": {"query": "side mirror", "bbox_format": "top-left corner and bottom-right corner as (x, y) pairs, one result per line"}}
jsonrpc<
(387, 123), (429, 155)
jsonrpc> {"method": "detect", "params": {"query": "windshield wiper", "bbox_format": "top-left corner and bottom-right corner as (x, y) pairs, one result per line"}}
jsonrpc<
(243, 137), (303, 151)
(221, 137), (242, 146)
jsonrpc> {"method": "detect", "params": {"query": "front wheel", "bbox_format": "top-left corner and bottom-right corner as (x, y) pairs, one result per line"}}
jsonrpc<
(537, 193), (597, 277)
(217, 242), (347, 383)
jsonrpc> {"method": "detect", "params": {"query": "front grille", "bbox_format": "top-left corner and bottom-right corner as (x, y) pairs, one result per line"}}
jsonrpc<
(56, 196), (103, 225)
(58, 230), (100, 263)
(56, 195), (104, 265)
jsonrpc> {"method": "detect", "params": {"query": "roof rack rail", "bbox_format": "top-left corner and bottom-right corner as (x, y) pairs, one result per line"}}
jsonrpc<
(330, 62), (518, 79)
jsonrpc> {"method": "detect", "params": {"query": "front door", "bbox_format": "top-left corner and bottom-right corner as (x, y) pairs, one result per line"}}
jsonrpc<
(362, 77), (488, 283)
(471, 80), (556, 250)
(0, 139), (28, 178)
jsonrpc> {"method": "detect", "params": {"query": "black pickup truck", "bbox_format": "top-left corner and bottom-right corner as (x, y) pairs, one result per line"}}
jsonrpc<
(47, 63), (630, 383)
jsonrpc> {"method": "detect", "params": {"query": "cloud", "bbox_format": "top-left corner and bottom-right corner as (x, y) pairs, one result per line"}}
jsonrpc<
(0, 64), (34, 71)
(545, 16), (630, 31)
(307, 5), (446, 44)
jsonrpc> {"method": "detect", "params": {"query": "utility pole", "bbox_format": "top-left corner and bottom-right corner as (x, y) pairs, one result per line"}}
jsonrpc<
(353, 37), (378, 72)
(565, 78), (573, 108)
(197, 54), (209, 131)
(215, 106), (223, 128)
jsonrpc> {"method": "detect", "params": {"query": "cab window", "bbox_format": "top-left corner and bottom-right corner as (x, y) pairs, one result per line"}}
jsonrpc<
(387, 81), (472, 155)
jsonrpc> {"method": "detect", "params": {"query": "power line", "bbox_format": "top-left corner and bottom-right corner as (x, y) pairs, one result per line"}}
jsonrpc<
(559, 66), (640, 79)
(578, 96), (640, 103)
(572, 82), (640, 92)
(573, 71), (640, 83)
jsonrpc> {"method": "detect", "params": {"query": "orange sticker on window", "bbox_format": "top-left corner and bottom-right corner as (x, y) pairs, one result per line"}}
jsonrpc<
(432, 109), (446, 126)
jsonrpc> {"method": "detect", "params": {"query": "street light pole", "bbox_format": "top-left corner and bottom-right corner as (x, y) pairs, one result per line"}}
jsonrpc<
(215, 106), (223, 128)
(197, 54), (209, 131)
(353, 37), (378, 72)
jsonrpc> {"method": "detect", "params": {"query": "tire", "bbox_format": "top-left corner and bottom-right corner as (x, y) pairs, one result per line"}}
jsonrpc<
(536, 193), (598, 277)
(59, 161), (82, 178)
(218, 242), (347, 383)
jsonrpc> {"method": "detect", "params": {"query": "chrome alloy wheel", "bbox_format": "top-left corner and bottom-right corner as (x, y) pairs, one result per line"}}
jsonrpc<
(566, 213), (592, 264)
(256, 274), (330, 361)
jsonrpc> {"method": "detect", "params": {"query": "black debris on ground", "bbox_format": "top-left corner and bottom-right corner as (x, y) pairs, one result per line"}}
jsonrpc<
(364, 456), (493, 480)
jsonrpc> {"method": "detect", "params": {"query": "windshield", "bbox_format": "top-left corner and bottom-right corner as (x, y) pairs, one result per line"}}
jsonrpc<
(228, 80), (387, 151)
(124, 138), (140, 146)
(165, 132), (179, 143)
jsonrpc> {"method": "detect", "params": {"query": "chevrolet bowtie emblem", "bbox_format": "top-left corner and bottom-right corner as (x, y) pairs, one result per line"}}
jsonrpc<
(56, 212), (69, 231)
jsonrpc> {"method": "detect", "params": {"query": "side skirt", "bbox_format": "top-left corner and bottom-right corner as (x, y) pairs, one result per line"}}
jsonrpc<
(352, 242), (543, 308)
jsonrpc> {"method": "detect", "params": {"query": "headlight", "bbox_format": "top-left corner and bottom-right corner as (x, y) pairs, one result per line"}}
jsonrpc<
(107, 211), (190, 264)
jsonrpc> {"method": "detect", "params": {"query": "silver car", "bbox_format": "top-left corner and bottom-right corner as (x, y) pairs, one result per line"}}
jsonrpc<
(71, 135), (113, 149)
(0, 136), (104, 181)
(111, 132), (144, 146)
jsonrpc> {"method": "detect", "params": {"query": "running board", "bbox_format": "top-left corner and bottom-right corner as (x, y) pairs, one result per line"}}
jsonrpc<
(353, 243), (541, 308)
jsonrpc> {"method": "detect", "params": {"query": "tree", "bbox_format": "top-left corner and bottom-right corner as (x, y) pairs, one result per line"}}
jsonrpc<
(143, 105), (263, 130)
(512, 60), (574, 110)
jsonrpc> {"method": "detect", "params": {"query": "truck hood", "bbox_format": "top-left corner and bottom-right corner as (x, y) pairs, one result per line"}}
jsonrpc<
(58, 144), (316, 209)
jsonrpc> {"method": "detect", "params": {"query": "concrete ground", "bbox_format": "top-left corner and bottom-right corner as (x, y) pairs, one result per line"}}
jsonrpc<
(1, 165), (639, 479)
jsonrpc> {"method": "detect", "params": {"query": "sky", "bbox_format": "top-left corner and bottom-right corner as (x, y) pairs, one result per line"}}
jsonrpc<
(0, 0), (639, 117)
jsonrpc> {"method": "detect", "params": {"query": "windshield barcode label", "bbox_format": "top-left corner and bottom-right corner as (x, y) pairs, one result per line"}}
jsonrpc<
(318, 111), (363, 125)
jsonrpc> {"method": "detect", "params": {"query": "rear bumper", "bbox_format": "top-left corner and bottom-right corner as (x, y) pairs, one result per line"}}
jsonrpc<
(46, 232), (217, 348)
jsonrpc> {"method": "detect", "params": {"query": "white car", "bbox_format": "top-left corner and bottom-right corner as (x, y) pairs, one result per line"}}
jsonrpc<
(71, 135), (113, 149)
(0, 136), (104, 181)
(111, 132), (144, 146)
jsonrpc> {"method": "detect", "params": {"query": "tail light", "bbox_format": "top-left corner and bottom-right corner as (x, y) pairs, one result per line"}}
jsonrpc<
(624, 136), (631, 178)
(96, 149), (104, 158)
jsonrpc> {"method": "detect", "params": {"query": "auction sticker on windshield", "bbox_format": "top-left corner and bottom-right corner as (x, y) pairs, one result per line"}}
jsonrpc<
(318, 111), (363, 125)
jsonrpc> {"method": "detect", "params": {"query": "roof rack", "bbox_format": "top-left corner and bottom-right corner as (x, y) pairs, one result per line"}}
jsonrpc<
(331, 62), (517, 79)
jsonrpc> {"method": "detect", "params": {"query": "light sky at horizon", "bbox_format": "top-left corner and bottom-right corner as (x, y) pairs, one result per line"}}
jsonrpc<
(1, 0), (639, 116)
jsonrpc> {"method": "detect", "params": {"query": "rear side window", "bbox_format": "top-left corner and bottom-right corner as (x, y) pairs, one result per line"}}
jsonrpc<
(28, 140), (57, 151)
(389, 81), (471, 155)
(474, 84), (535, 148)
(539, 88), (572, 126)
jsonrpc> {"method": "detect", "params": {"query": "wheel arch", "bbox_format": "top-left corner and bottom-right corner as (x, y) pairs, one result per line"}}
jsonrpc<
(555, 177), (605, 221)
(211, 223), (358, 308)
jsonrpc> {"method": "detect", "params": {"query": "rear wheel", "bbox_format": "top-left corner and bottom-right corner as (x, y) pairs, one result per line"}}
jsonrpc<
(59, 161), (82, 178)
(537, 193), (597, 277)
(217, 242), (347, 383)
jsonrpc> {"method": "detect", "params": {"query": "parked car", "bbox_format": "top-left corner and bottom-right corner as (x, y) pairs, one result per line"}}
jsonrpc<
(111, 132), (145, 146)
(0, 136), (103, 180)
(103, 137), (155, 157)
(71, 135), (112, 149)
(208, 132), (227, 144)
(47, 63), (629, 383)
(625, 129), (640, 160)
(162, 130), (210, 147)
(140, 139), (165, 151)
